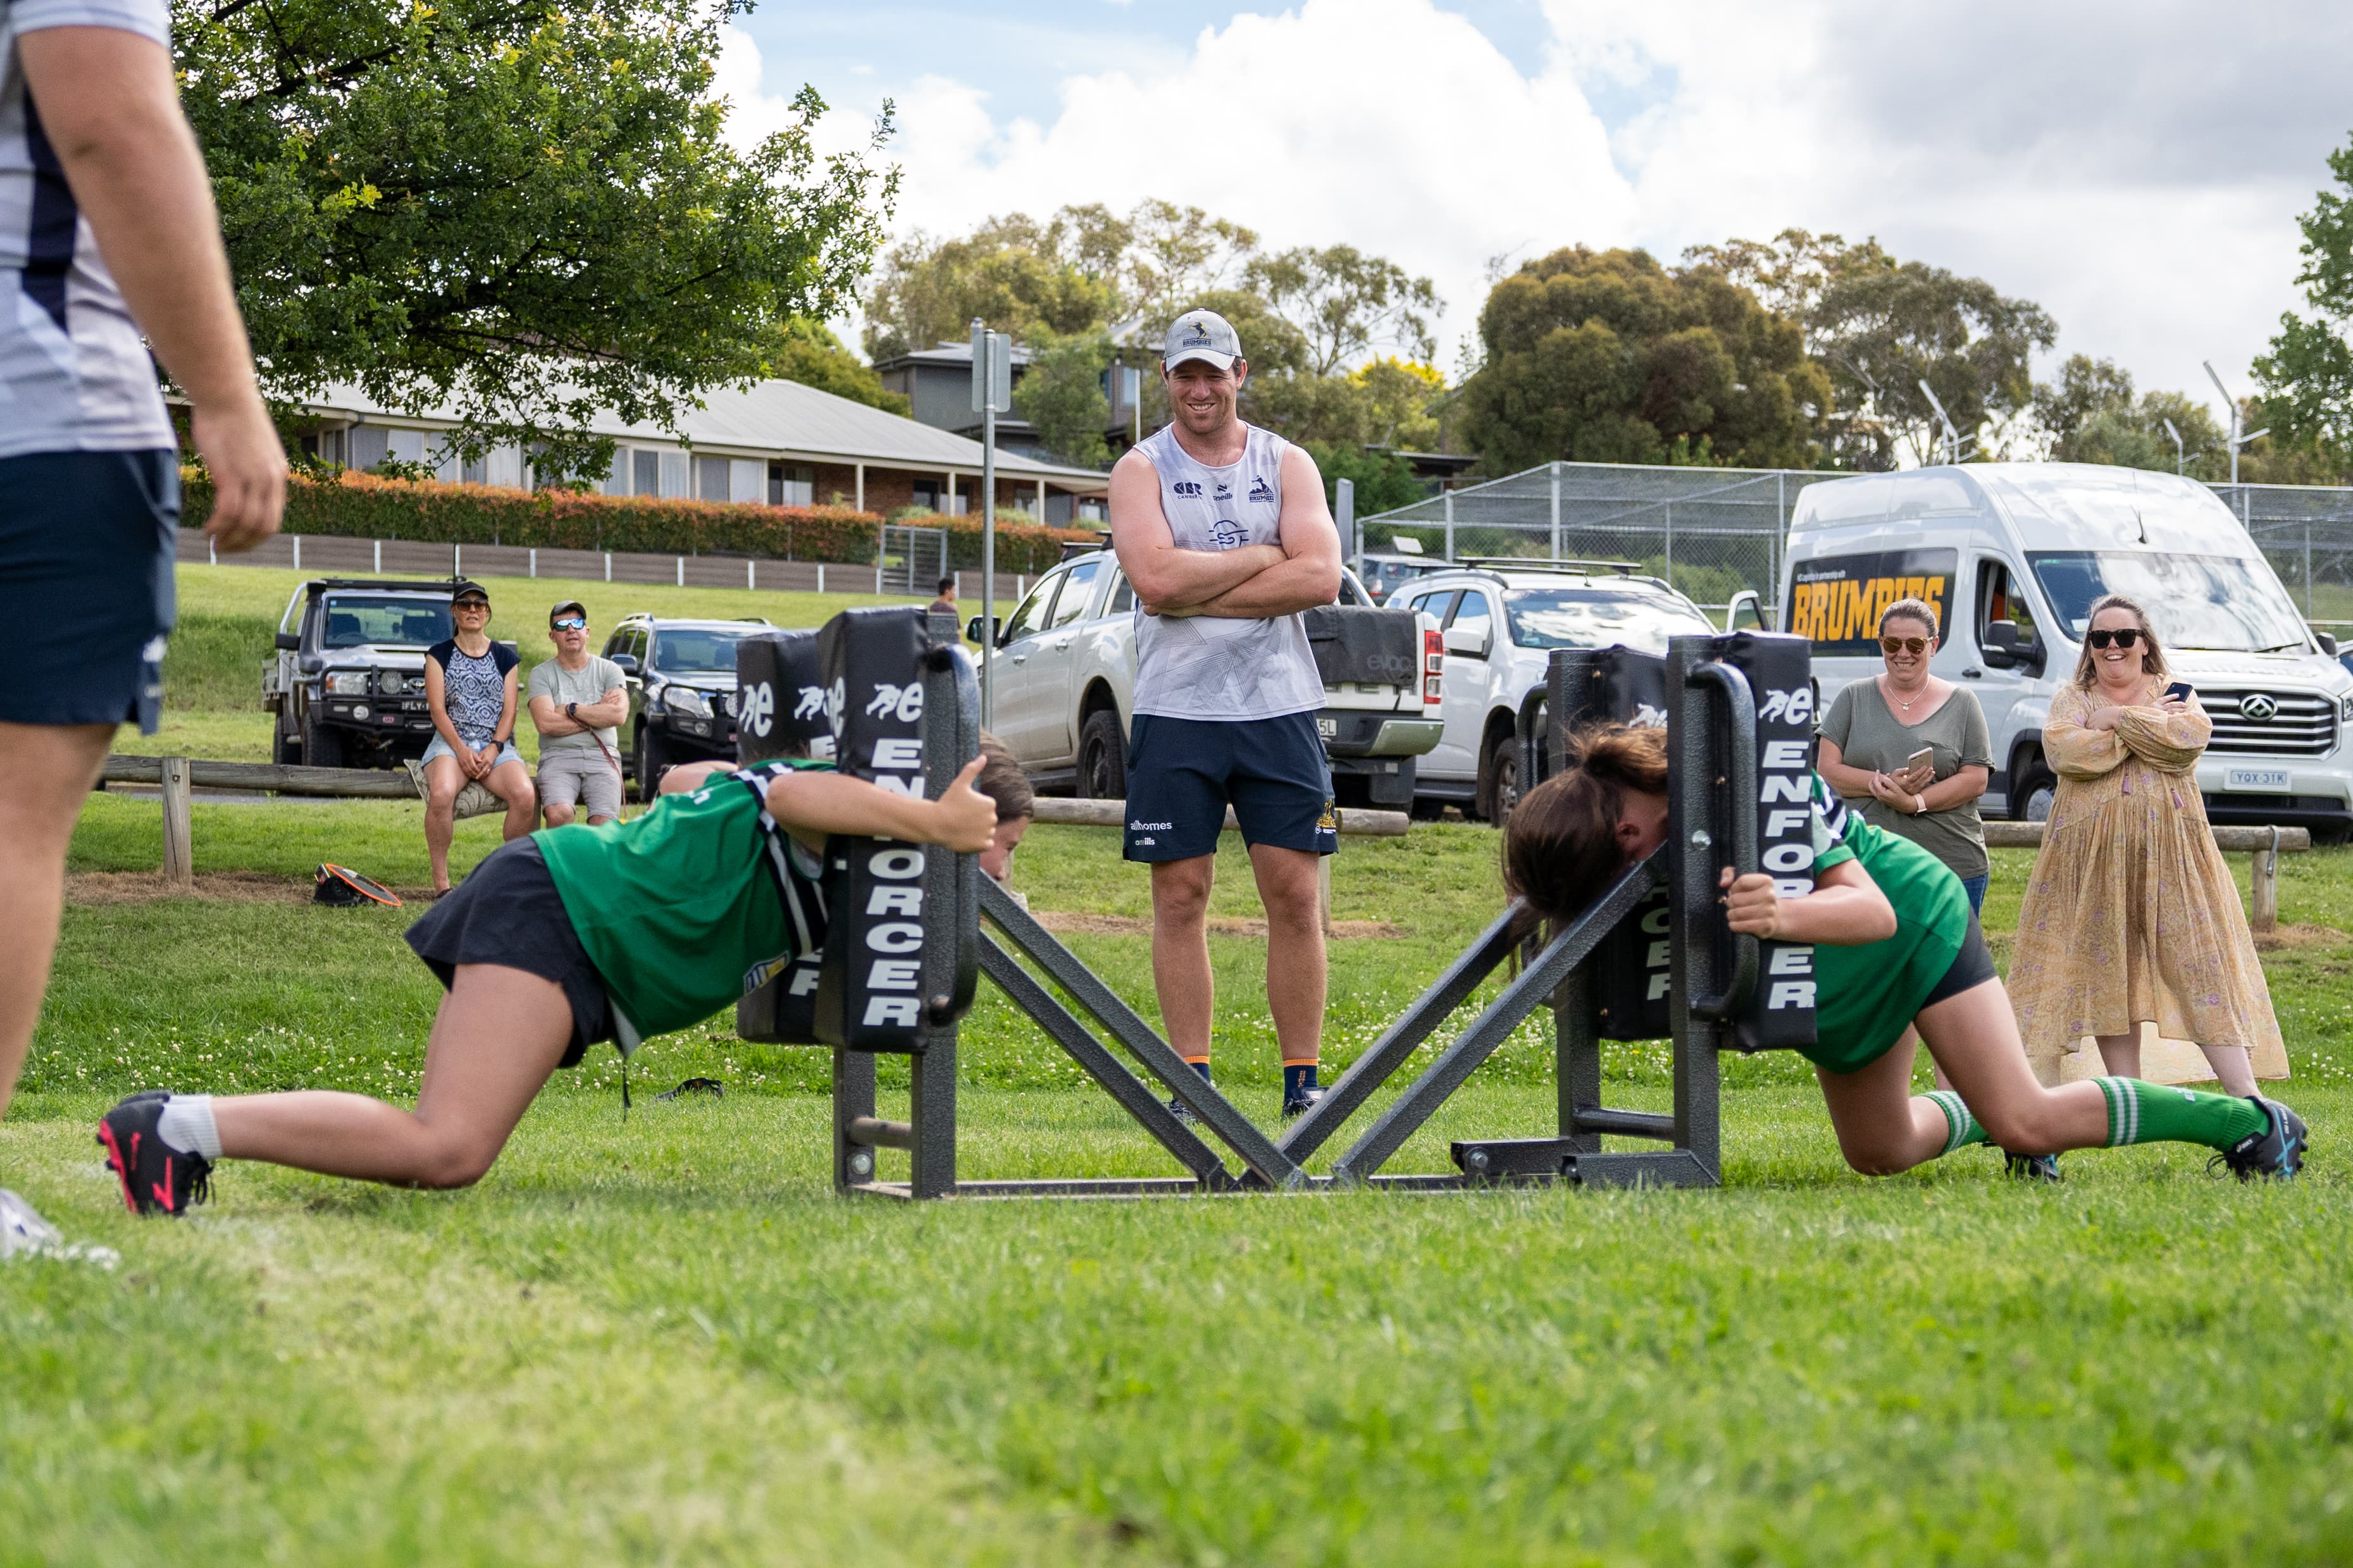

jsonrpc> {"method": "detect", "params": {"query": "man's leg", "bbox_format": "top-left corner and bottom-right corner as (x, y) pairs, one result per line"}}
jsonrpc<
(1248, 842), (1326, 1103)
(538, 760), (578, 829)
(490, 758), (537, 841)
(1151, 856), (1217, 1070)
(0, 721), (112, 1118)
(423, 754), (464, 891)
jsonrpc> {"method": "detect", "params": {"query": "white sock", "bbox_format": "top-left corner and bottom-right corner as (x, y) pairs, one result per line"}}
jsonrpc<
(156, 1094), (223, 1159)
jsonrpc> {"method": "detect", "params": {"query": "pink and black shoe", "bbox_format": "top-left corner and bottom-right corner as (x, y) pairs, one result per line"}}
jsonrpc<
(97, 1093), (211, 1218)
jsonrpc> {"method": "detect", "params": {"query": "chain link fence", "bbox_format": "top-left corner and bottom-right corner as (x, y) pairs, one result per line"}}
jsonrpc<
(1367, 464), (2353, 629)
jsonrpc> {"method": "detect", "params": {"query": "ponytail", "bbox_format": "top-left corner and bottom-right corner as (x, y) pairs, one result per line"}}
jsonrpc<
(1502, 724), (1668, 927)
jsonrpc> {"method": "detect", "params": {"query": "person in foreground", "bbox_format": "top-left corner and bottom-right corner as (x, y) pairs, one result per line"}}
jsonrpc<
(1504, 724), (2307, 1183)
(96, 750), (1002, 1215)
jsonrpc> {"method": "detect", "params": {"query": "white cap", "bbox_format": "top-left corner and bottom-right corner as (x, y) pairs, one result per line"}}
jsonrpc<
(1162, 309), (1241, 371)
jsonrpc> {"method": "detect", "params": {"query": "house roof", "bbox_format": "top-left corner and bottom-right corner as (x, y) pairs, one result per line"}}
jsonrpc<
(301, 376), (1110, 491)
(871, 339), (1038, 374)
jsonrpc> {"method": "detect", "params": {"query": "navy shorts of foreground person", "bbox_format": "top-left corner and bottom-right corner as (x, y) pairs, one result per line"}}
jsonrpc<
(0, 449), (180, 734)
(1122, 711), (1339, 862)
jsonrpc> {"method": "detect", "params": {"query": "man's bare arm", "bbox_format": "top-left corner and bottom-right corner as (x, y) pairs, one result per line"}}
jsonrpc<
(1108, 450), (1283, 610)
(20, 27), (283, 550)
(1179, 446), (1343, 618)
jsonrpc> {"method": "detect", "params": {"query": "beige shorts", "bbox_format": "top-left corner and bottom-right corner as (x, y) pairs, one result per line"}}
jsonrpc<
(537, 748), (623, 821)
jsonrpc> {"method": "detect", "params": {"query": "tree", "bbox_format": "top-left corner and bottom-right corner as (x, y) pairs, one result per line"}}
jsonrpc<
(2028, 354), (2223, 476)
(1011, 330), (1115, 469)
(1243, 245), (1438, 376)
(1456, 246), (1831, 473)
(2254, 135), (2353, 481)
(177, 0), (897, 481)
(861, 206), (1127, 362)
(775, 319), (909, 415)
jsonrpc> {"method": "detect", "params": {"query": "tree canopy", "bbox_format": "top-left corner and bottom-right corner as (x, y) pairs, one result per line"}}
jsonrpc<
(1456, 245), (1831, 472)
(2255, 135), (2353, 482)
(178, 0), (897, 479)
(2032, 355), (2226, 476)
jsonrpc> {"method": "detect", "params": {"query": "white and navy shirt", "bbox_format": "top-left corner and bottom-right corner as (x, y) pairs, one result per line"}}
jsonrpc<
(1129, 421), (1324, 722)
(0, 0), (177, 458)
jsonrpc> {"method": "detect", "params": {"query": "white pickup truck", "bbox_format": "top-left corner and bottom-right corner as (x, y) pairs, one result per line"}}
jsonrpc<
(971, 545), (1443, 808)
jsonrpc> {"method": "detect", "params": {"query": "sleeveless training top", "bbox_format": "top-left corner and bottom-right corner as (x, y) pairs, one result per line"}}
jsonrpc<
(1130, 421), (1324, 721)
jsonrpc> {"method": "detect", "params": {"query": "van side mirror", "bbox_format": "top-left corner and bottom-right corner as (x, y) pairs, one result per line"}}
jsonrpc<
(275, 631), (301, 651)
(1982, 620), (2045, 677)
(2319, 632), (2340, 658)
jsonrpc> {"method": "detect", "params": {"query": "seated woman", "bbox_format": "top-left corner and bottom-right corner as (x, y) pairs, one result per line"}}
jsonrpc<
(96, 751), (1002, 1215)
(1503, 724), (2307, 1182)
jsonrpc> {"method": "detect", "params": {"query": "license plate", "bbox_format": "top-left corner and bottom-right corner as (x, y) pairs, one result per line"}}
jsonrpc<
(2225, 767), (2291, 793)
(1317, 717), (1338, 739)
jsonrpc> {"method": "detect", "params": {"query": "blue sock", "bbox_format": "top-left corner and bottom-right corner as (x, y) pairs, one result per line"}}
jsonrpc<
(1186, 1059), (1212, 1084)
(1284, 1063), (1319, 1102)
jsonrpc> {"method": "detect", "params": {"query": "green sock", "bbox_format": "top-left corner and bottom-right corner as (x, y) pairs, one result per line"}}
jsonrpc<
(2095, 1078), (2267, 1151)
(1925, 1090), (1991, 1157)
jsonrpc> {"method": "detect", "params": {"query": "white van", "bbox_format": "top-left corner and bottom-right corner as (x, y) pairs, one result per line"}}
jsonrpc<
(1781, 462), (2353, 836)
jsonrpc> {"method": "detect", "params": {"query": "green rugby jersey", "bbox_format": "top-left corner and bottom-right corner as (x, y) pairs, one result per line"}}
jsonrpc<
(533, 761), (831, 1041)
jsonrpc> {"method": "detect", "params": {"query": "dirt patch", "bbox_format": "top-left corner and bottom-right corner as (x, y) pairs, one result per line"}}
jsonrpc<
(1031, 910), (1407, 941)
(65, 871), (433, 906)
(2252, 922), (2352, 953)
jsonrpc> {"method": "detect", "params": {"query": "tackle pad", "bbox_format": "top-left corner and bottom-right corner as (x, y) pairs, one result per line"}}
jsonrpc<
(733, 629), (828, 1042)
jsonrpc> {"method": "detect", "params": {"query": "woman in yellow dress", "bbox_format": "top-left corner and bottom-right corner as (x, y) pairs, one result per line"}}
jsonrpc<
(2007, 593), (2287, 1094)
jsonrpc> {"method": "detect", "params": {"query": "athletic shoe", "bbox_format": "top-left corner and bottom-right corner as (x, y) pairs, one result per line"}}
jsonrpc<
(1282, 1084), (1327, 1119)
(2002, 1150), (2061, 1182)
(2218, 1096), (2308, 1182)
(1165, 1096), (1200, 1127)
(96, 1094), (213, 1218)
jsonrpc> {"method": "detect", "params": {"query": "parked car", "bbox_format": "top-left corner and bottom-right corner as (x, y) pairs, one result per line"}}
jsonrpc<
(602, 614), (778, 799)
(265, 577), (469, 768)
(1784, 462), (2353, 832)
(971, 548), (1443, 810)
(1356, 550), (1447, 605)
(1390, 560), (1720, 820)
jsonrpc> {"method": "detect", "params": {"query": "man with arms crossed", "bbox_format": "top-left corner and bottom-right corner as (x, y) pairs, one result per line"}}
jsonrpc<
(528, 600), (628, 828)
(1110, 309), (1341, 1119)
(0, 0), (285, 1240)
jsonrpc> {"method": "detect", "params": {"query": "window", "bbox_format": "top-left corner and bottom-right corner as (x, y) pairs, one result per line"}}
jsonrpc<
(1975, 560), (2039, 647)
(1501, 587), (1715, 653)
(320, 596), (450, 648)
(769, 464), (815, 507)
(1000, 574), (1062, 645)
(1046, 561), (1102, 628)
(1077, 497), (1108, 522)
(696, 455), (730, 502)
(658, 451), (689, 498)
(1408, 590), (1458, 624)
(348, 426), (388, 471)
(2027, 551), (2306, 653)
(1110, 574), (1135, 614)
(632, 450), (660, 497)
(650, 625), (762, 673)
(1449, 592), (1493, 638)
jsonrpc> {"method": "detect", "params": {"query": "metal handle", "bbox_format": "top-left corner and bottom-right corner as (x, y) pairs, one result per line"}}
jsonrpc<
(1684, 660), (1758, 1022)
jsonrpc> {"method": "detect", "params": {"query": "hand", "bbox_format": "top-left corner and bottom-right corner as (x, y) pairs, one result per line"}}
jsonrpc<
(1718, 867), (1788, 939)
(190, 397), (286, 553)
(470, 744), (497, 779)
(1866, 770), (1903, 806)
(2085, 705), (2125, 732)
(927, 756), (1000, 853)
(1893, 763), (1934, 795)
(2157, 697), (2191, 715)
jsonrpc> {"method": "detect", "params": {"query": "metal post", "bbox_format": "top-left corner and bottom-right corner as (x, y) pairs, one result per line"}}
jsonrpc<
(373, 539), (382, 574)
(1663, 500), (1673, 585)
(160, 756), (193, 886)
(1443, 489), (1455, 562)
(2306, 523), (2314, 615)
(1335, 478), (1356, 579)
(1549, 462), (1561, 561)
(976, 319), (1000, 728)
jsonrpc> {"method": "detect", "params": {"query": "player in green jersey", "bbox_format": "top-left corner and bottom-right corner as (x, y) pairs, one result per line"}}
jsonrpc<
(1503, 723), (2308, 1182)
(96, 753), (1002, 1216)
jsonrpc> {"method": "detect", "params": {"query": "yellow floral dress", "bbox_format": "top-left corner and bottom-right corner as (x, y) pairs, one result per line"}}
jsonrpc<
(2006, 682), (2288, 1084)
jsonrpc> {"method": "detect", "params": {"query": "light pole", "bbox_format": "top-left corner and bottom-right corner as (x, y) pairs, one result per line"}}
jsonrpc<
(1916, 379), (1969, 465)
(2202, 361), (2270, 487)
(2163, 416), (2184, 476)
(972, 319), (1012, 724)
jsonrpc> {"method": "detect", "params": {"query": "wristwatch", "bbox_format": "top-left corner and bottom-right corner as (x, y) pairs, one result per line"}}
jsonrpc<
(566, 701), (578, 722)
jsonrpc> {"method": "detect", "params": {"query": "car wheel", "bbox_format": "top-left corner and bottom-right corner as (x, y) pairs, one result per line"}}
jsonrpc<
(301, 712), (344, 769)
(1482, 730), (1522, 823)
(1077, 710), (1127, 800)
(635, 725), (671, 803)
(274, 724), (301, 765)
(2011, 755), (2056, 823)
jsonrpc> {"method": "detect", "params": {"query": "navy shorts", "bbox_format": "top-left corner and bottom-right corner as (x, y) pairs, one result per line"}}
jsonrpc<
(0, 449), (178, 733)
(405, 838), (616, 1068)
(1123, 712), (1337, 862)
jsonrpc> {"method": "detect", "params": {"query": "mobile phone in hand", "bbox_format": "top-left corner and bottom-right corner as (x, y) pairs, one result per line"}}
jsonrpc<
(1904, 746), (1934, 775)
(2162, 681), (2194, 702)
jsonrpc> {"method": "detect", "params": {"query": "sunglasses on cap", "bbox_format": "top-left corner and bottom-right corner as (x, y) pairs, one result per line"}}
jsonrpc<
(1878, 635), (1932, 655)
(551, 616), (587, 631)
(2086, 627), (2142, 649)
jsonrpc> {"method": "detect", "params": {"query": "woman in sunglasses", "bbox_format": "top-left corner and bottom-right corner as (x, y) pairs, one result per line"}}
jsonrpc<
(2007, 594), (2287, 1097)
(1816, 598), (1994, 913)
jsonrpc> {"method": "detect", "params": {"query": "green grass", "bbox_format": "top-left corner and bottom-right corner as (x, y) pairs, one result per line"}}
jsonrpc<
(10, 794), (2353, 1562)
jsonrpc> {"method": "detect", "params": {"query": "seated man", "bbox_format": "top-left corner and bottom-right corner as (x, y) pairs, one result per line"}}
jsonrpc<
(527, 600), (627, 829)
(96, 749), (1003, 1213)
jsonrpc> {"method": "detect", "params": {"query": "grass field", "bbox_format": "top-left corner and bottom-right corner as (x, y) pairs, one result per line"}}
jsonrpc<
(10, 763), (2353, 1563)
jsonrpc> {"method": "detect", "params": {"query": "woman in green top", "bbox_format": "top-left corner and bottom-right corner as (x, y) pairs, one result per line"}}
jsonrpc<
(1817, 596), (1994, 914)
(1501, 723), (2307, 1182)
(94, 755), (1002, 1216)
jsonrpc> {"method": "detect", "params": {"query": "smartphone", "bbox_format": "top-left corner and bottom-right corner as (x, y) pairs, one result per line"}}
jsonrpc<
(2162, 681), (2194, 702)
(1904, 746), (1935, 774)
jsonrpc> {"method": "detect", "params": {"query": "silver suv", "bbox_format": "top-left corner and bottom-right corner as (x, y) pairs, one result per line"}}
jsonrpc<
(1391, 560), (1720, 820)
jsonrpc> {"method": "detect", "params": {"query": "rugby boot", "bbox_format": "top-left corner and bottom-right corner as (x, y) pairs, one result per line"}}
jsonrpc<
(2002, 1150), (2061, 1182)
(97, 1094), (213, 1218)
(2218, 1096), (2308, 1182)
(1282, 1083), (1326, 1119)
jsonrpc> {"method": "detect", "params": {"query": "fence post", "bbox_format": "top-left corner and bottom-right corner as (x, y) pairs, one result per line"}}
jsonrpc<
(748, 559), (756, 590)
(604, 552), (612, 583)
(530, 547), (537, 579)
(209, 538), (216, 566)
(373, 539), (382, 574)
(875, 564), (883, 593)
(1549, 463), (1561, 560)
(676, 556), (685, 587)
(1664, 501), (1673, 581)
(2306, 523), (2314, 615)
(454, 543), (461, 579)
(1444, 490), (1455, 562)
(2253, 827), (2280, 934)
(292, 536), (301, 572)
(817, 563), (825, 594)
(160, 756), (194, 886)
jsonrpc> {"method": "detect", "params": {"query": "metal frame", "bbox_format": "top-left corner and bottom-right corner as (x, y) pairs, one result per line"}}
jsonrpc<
(829, 631), (1759, 1200)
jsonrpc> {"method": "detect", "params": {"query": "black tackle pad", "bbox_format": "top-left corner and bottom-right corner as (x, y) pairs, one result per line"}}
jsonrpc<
(1713, 631), (1818, 1053)
(735, 629), (829, 764)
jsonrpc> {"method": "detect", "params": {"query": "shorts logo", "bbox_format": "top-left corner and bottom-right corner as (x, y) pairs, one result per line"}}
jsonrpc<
(1316, 800), (1337, 832)
(1129, 820), (1174, 831)
(1134, 836), (1157, 846)
(1171, 481), (1202, 497)
(1248, 477), (1275, 503)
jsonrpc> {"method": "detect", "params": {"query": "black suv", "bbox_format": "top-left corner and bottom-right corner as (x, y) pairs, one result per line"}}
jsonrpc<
(604, 614), (779, 799)
(265, 578), (495, 768)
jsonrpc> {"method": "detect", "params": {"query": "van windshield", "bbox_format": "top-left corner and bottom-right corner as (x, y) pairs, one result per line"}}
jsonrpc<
(1505, 588), (1715, 653)
(2027, 552), (2309, 653)
(651, 626), (763, 674)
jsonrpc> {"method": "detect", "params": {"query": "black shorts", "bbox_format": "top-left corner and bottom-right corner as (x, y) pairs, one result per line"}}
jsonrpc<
(0, 449), (178, 732)
(1920, 910), (1999, 1011)
(404, 838), (615, 1067)
(1122, 711), (1336, 862)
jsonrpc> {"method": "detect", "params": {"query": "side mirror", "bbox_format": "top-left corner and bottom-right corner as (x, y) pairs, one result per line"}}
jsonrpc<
(2320, 632), (2340, 658)
(967, 615), (1000, 647)
(609, 653), (640, 676)
(1443, 625), (1491, 660)
(275, 631), (301, 651)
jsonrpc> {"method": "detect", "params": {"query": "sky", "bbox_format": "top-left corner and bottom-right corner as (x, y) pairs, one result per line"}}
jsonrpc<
(719, 0), (2351, 428)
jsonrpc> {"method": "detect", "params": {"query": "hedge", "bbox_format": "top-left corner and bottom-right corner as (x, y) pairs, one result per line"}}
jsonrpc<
(178, 469), (1101, 574)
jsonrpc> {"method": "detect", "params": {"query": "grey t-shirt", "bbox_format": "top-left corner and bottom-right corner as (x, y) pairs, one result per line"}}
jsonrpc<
(528, 655), (625, 759)
(1818, 677), (1993, 880)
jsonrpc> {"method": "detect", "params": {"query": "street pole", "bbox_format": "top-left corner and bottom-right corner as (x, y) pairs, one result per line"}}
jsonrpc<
(1335, 478), (1356, 579)
(2164, 417), (2185, 476)
(974, 320), (1001, 725)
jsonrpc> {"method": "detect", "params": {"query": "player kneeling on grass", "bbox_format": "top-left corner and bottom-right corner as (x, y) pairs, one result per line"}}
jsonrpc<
(96, 754), (1000, 1215)
(1505, 724), (2308, 1183)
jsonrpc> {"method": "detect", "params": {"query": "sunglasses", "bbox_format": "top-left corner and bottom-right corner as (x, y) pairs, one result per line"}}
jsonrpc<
(551, 617), (587, 631)
(454, 598), (489, 610)
(1879, 636), (1932, 655)
(2086, 627), (2142, 650)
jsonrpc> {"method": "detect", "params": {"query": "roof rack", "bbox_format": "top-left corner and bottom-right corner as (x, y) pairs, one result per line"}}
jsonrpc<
(1458, 557), (1641, 576)
(308, 576), (462, 593)
(1058, 529), (1115, 562)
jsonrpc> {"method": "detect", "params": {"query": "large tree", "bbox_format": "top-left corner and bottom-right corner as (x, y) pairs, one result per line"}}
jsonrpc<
(2254, 135), (2353, 481)
(178, 0), (897, 479)
(1457, 245), (1831, 472)
(2031, 354), (2227, 476)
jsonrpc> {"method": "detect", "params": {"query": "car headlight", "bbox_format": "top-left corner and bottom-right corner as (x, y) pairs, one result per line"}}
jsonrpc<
(666, 686), (712, 719)
(2340, 692), (2353, 722)
(325, 670), (371, 696)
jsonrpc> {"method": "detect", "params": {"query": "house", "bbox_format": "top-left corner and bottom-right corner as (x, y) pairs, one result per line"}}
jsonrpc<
(290, 376), (1112, 524)
(870, 340), (1143, 464)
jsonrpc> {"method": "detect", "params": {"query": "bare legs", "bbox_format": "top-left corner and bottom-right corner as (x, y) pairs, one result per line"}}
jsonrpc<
(0, 720), (112, 1119)
(2095, 1030), (2257, 1099)
(1148, 845), (1327, 1076)
(209, 965), (573, 1187)
(424, 754), (538, 893)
